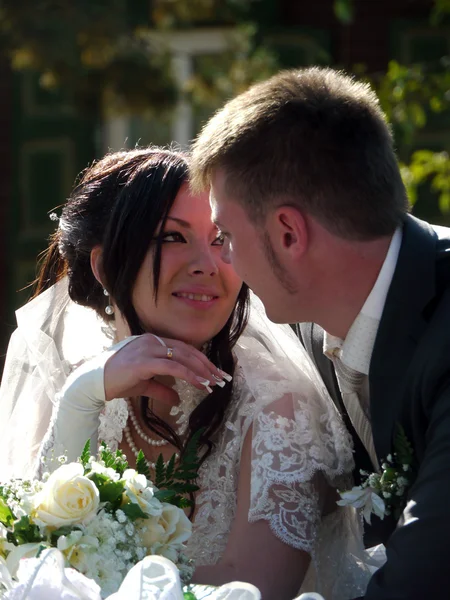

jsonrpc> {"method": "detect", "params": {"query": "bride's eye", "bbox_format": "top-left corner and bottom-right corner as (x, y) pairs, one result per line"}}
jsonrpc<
(212, 232), (225, 246)
(161, 231), (186, 243)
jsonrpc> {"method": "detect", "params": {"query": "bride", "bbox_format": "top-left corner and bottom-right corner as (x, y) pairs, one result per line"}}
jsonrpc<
(0, 148), (376, 599)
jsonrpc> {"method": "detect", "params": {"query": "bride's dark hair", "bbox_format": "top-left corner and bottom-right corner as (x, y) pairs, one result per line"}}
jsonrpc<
(33, 147), (250, 461)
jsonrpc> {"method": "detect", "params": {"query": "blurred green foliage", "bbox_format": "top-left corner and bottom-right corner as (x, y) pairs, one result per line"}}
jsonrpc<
(0, 0), (179, 114)
(376, 60), (450, 216)
(0, 0), (448, 216)
(333, 0), (450, 218)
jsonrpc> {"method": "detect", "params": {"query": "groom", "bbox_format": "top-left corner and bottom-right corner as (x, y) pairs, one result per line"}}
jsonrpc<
(189, 67), (450, 598)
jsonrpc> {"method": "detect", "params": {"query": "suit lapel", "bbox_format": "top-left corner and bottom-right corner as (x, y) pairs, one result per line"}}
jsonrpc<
(297, 322), (374, 480)
(369, 215), (437, 460)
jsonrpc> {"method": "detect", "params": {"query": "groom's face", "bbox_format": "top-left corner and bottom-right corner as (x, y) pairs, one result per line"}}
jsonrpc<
(210, 170), (298, 323)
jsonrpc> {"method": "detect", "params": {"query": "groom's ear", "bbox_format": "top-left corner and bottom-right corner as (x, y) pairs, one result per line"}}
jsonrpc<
(268, 205), (308, 259)
(90, 246), (106, 287)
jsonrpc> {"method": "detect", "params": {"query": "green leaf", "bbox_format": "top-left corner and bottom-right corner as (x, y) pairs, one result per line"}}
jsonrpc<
(89, 472), (110, 487)
(89, 473), (125, 504)
(333, 0), (354, 24)
(136, 450), (150, 478)
(79, 440), (91, 469)
(151, 429), (203, 507)
(154, 454), (166, 488)
(154, 490), (176, 502)
(13, 516), (44, 544)
(172, 496), (193, 509)
(99, 481), (125, 504)
(50, 525), (82, 546)
(114, 450), (129, 476)
(170, 483), (199, 494)
(36, 543), (50, 558)
(51, 526), (75, 538)
(0, 497), (15, 527)
(439, 191), (450, 213)
(173, 471), (200, 481)
(393, 424), (414, 467)
(121, 502), (148, 521)
(165, 454), (176, 482)
(184, 592), (197, 600)
(99, 442), (118, 469)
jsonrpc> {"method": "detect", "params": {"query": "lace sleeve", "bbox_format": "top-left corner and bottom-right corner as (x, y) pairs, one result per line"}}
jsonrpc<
(249, 399), (331, 554)
(232, 301), (355, 557)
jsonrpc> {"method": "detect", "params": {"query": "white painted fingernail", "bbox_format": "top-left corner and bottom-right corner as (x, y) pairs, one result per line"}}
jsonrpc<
(212, 375), (226, 387)
(219, 370), (233, 382)
(196, 377), (214, 393)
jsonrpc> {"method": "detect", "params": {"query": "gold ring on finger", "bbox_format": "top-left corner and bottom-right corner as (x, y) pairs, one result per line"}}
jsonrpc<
(166, 347), (174, 360)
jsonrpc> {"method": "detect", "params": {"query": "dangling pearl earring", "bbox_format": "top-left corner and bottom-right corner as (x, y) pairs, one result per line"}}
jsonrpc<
(103, 288), (114, 315)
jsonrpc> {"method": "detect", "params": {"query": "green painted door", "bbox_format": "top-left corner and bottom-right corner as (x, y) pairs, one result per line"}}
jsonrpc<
(7, 71), (97, 320)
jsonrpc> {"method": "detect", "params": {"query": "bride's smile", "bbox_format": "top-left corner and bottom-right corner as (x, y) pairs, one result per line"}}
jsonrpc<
(132, 182), (242, 349)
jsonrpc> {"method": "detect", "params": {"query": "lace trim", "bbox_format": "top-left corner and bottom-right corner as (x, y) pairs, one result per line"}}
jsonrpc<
(248, 482), (320, 554)
(98, 398), (128, 451)
(249, 410), (343, 556)
(170, 381), (208, 436)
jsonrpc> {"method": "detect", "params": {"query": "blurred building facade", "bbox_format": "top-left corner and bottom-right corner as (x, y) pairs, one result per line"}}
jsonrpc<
(0, 0), (448, 369)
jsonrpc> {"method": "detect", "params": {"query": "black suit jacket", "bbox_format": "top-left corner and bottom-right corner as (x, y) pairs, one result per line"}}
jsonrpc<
(296, 214), (450, 599)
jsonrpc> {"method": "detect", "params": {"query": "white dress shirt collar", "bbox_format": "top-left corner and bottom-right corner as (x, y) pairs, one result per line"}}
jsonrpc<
(324, 226), (403, 375)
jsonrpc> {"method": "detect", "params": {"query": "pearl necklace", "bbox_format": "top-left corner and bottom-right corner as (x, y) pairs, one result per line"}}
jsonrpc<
(126, 400), (168, 447)
(123, 424), (179, 470)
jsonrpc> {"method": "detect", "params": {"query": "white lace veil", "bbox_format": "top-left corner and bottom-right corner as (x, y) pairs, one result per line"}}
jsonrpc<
(0, 277), (112, 480)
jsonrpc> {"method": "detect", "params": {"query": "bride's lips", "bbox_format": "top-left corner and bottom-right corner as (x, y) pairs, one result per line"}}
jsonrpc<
(172, 289), (220, 309)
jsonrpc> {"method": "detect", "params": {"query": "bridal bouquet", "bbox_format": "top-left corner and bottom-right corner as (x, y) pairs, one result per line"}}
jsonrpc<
(0, 548), (265, 600)
(0, 441), (199, 598)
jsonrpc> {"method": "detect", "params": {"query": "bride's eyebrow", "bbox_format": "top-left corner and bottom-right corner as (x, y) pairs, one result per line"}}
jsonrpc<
(165, 216), (191, 228)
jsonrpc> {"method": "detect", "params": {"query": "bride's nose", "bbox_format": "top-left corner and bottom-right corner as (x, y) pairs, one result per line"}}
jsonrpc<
(188, 245), (219, 277)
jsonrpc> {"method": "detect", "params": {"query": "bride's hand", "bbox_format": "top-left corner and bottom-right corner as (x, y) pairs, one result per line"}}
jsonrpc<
(104, 334), (230, 403)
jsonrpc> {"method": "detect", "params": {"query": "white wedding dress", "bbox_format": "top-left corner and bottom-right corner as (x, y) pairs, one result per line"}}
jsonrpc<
(0, 279), (381, 599)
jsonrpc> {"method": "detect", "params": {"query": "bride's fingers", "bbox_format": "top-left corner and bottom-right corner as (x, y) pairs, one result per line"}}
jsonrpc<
(105, 354), (216, 401)
(155, 345), (221, 385)
(103, 334), (233, 400)
(134, 358), (217, 392)
(157, 337), (231, 382)
(133, 334), (230, 385)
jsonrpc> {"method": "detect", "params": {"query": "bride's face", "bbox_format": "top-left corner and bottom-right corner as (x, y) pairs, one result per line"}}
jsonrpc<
(132, 183), (243, 348)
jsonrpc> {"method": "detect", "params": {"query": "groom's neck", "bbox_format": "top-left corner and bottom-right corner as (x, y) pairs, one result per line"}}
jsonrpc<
(306, 233), (392, 340)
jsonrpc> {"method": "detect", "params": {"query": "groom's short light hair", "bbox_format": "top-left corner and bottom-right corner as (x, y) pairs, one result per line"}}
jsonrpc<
(190, 67), (409, 241)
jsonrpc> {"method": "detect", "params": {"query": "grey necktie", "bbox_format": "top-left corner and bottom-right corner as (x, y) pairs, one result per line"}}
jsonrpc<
(332, 357), (380, 472)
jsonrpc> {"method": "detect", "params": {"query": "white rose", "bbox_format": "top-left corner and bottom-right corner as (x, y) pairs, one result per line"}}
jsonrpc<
(32, 463), (99, 528)
(65, 541), (99, 574)
(122, 470), (162, 517)
(55, 530), (100, 576)
(136, 503), (192, 562)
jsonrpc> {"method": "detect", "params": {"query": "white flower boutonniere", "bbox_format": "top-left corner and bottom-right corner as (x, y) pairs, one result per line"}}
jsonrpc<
(337, 424), (415, 524)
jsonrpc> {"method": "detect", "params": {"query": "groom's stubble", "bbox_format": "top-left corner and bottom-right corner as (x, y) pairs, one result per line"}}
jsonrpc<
(261, 230), (298, 295)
